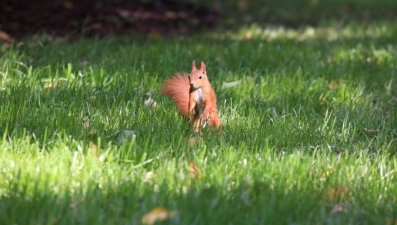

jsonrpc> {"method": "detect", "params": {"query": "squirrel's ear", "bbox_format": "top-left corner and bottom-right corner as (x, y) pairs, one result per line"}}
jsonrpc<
(200, 61), (206, 73)
(191, 61), (196, 71)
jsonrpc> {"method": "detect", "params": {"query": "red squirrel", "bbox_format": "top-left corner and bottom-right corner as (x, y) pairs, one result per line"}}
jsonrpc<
(162, 61), (221, 132)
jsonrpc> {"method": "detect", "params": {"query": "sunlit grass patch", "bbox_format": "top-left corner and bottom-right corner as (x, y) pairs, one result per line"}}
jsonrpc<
(213, 21), (397, 43)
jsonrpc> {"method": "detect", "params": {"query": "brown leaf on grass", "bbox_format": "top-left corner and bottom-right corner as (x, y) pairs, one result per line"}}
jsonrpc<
(189, 161), (201, 180)
(44, 82), (61, 89)
(327, 78), (345, 90)
(321, 167), (334, 179)
(327, 185), (349, 201)
(144, 171), (154, 183)
(363, 128), (379, 133)
(245, 31), (253, 40)
(221, 80), (241, 89)
(88, 142), (101, 161)
(141, 207), (177, 225)
(188, 137), (203, 147)
(320, 97), (327, 105)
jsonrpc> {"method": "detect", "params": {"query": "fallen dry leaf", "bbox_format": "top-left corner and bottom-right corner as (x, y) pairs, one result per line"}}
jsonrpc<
(141, 207), (177, 225)
(144, 171), (154, 183)
(327, 78), (345, 90)
(245, 31), (253, 40)
(327, 185), (349, 201)
(320, 96), (327, 105)
(221, 80), (241, 89)
(88, 141), (101, 161)
(44, 82), (61, 89)
(321, 167), (334, 179)
(188, 137), (203, 147)
(363, 128), (379, 133)
(189, 161), (201, 180)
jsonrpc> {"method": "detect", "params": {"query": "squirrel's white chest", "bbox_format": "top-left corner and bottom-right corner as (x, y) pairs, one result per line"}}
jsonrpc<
(194, 88), (205, 108)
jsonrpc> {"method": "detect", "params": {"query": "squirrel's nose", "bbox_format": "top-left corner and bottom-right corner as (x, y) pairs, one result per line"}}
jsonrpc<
(190, 83), (194, 87)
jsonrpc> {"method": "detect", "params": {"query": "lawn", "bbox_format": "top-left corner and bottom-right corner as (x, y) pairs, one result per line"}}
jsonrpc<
(1, 1), (397, 225)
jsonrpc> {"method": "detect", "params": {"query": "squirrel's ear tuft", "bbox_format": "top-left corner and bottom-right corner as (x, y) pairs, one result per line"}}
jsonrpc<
(200, 61), (206, 73)
(191, 61), (196, 71)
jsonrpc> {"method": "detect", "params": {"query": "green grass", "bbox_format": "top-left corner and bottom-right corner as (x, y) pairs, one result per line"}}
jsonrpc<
(1, 4), (397, 225)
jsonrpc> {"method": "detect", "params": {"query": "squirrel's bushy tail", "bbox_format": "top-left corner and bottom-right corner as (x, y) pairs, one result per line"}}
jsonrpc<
(162, 73), (190, 115)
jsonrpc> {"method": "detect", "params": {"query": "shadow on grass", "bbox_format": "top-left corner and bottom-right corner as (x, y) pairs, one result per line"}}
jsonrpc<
(0, 178), (371, 225)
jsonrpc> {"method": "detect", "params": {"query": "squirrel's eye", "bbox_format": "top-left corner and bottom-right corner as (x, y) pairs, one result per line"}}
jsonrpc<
(199, 76), (202, 79)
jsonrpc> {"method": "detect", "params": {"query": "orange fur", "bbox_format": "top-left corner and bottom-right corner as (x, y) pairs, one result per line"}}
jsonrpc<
(162, 73), (190, 115)
(162, 61), (221, 132)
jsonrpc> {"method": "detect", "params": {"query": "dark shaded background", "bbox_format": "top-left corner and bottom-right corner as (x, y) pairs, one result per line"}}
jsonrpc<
(0, 0), (219, 42)
(1, 0), (397, 43)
